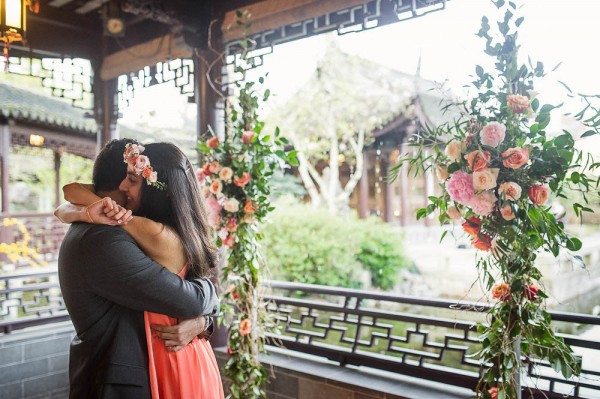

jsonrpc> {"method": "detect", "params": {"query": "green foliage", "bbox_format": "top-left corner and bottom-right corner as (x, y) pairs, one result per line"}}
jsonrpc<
(261, 198), (413, 290)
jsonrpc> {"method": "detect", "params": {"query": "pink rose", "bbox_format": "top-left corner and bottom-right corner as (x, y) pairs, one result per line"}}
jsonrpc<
(205, 195), (222, 227)
(223, 235), (235, 248)
(500, 205), (516, 221)
(219, 167), (233, 182)
(489, 387), (498, 399)
(525, 285), (539, 301)
(473, 168), (499, 191)
(446, 205), (461, 220)
(226, 218), (238, 233)
(234, 172), (251, 188)
(528, 185), (549, 206)
(498, 182), (522, 201)
(207, 137), (219, 148)
(507, 94), (530, 114)
(134, 155), (151, 174)
(196, 169), (206, 183)
(502, 148), (529, 169)
(464, 150), (491, 172)
(445, 140), (463, 162)
(470, 190), (497, 217)
(445, 171), (475, 205)
(479, 122), (506, 147)
(242, 131), (254, 144)
(209, 179), (223, 195)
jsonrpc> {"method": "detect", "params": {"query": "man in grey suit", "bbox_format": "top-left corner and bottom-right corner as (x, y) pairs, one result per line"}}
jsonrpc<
(57, 139), (219, 398)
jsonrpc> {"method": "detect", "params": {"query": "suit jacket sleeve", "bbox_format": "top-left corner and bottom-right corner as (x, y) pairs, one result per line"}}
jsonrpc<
(79, 225), (219, 318)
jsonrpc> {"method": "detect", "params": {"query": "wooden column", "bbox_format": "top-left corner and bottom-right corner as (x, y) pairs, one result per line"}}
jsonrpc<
(381, 158), (393, 223)
(0, 124), (10, 213)
(358, 152), (369, 219)
(399, 142), (409, 226)
(96, 37), (118, 151)
(54, 150), (62, 208)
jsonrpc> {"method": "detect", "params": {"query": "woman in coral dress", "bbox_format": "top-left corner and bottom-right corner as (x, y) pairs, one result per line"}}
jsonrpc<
(57, 141), (224, 398)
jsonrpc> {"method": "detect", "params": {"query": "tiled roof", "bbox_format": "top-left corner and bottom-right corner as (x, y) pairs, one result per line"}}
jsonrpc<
(0, 82), (97, 135)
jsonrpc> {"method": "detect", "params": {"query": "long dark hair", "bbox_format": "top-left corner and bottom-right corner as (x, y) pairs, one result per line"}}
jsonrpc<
(135, 142), (216, 279)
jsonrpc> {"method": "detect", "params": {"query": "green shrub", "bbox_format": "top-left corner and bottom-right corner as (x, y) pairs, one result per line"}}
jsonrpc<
(261, 197), (413, 290)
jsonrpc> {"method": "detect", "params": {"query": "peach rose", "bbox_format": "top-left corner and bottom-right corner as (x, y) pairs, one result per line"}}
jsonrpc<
(436, 165), (449, 181)
(462, 217), (481, 236)
(241, 214), (257, 224)
(507, 94), (530, 114)
(242, 131), (254, 144)
(498, 182), (522, 201)
(223, 198), (240, 213)
(464, 150), (491, 172)
(528, 185), (549, 206)
(472, 233), (492, 251)
(473, 168), (499, 191)
(207, 137), (219, 148)
(239, 319), (251, 336)
(208, 161), (222, 174)
(234, 172), (251, 188)
(244, 199), (258, 215)
(446, 205), (461, 220)
(445, 140), (463, 162)
(502, 148), (529, 169)
(500, 205), (516, 221)
(210, 179), (223, 195)
(219, 167), (233, 182)
(480, 122), (506, 148)
(491, 282), (511, 301)
(134, 155), (151, 174)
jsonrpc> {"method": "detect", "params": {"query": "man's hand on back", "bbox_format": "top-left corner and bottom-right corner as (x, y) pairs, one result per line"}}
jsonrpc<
(151, 315), (210, 352)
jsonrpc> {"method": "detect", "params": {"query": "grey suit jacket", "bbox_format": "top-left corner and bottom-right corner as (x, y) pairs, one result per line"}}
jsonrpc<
(58, 223), (219, 399)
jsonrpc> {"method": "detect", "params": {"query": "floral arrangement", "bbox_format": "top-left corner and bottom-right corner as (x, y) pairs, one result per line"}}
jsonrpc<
(391, 1), (599, 397)
(0, 218), (46, 268)
(122, 143), (166, 190)
(197, 38), (297, 397)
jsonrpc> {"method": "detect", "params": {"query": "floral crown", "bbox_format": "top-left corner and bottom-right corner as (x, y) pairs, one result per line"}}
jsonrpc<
(123, 143), (167, 190)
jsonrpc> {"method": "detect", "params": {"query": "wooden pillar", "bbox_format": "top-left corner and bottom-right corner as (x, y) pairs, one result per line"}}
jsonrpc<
(399, 143), (409, 226)
(0, 124), (10, 213)
(358, 152), (369, 219)
(382, 158), (393, 223)
(95, 37), (118, 151)
(54, 150), (62, 208)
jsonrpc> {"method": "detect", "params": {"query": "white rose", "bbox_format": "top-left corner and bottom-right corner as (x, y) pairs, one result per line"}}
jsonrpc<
(473, 168), (499, 191)
(498, 182), (522, 201)
(223, 198), (240, 213)
(218, 228), (228, 240)
(445, 140), (462, 163)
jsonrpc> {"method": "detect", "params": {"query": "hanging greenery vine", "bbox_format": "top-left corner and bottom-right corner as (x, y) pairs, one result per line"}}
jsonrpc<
(390, 1), (599, 398)
(197, 12), (298, 397)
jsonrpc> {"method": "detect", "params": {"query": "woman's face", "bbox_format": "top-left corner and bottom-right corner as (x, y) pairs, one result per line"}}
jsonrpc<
(119, 165), (143, 212)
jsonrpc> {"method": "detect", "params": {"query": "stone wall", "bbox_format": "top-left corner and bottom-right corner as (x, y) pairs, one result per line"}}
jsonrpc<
(0, 322), (72, 399)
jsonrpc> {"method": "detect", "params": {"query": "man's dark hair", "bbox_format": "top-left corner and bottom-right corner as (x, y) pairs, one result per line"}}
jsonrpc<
(93, 138), (139, 192)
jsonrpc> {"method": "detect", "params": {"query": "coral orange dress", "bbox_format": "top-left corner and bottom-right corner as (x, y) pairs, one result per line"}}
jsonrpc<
(144, 264), (224, 399)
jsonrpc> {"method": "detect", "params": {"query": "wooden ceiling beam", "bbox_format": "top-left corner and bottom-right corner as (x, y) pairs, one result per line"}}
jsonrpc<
(100, 34), (192, 81)
(221, 0), (370, 42)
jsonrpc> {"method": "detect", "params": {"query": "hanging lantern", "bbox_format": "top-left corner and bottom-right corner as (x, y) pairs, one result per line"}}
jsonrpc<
(0, 0), (27, 45)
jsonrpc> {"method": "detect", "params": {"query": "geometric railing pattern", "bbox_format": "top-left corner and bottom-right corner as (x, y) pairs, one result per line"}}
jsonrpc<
(265, 281), (600, 398)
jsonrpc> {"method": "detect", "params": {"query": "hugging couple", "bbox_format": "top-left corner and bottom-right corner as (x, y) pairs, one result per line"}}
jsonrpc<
(56, 139), (224, 398)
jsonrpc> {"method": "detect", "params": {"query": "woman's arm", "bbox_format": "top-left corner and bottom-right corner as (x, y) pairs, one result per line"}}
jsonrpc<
(63, 182), (99, 205)
(60, 182), (187, 273)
